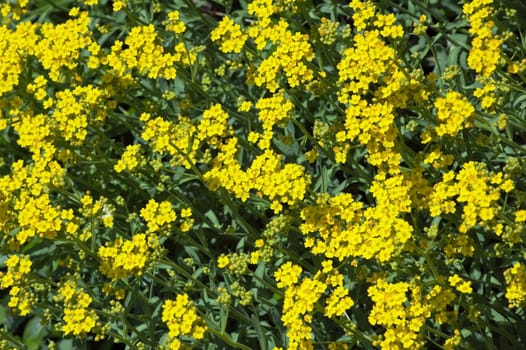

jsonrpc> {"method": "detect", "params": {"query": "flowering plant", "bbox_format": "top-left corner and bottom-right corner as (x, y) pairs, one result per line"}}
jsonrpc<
(2, 0), (526, 349)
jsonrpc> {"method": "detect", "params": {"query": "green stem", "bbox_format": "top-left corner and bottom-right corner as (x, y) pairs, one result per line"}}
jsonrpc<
(0, 329), (26, 349)
(207, 327), (253, 350)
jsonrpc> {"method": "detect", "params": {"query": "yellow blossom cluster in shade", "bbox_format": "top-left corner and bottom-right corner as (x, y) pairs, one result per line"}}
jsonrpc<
(112, 0), (127, 11)
(248, 215), (288, 264)
(204, 138), (311, 212)
(54, 280), (99, 337)
(423, 148), (454, 170)
(0, 0), (30, 23)
(429, 161), (513, 233)
(114, 144), (145, 173)
(217, 252), (251, 275)
(98, 233), (160, 279)
(211, 16), (248, 53)
(0, 255), (33, 316)
(300, 172), (413, 263)
(504, 263), (526, 308)
(162, 294), (207, 349)
(448, 274), (473, 294)
(368, 279), (456, 350)
(318, 17), (339, 45)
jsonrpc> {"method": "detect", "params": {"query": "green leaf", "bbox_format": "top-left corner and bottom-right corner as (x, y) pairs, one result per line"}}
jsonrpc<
(22, 317), (47, 350)
(56, 339), (73, 350)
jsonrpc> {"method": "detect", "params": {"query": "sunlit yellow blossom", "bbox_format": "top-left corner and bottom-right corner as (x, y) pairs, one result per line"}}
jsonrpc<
(434, 91), (475, 138)
(140, 199), (177, 233)
(504, 263), (526, 308)
(98, 233), (160, 279)
(211, 16), (248, 53)
(162, 294), (207, 344)
(55, 281), (98, 336)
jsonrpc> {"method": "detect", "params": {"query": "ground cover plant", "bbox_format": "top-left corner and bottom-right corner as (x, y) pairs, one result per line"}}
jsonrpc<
(1, 0), (526, 348)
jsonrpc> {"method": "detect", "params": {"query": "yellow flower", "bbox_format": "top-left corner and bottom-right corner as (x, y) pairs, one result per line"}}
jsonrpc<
(217, 254), (230, 268)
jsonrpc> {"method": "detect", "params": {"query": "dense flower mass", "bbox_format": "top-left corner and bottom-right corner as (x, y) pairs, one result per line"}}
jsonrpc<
(1, 0), (526, 349)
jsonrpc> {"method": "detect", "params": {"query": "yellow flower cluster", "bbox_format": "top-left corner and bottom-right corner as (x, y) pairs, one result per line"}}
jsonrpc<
(433, 91), (475, 138)
(53, 85), (106, 145)
(274, 261), (354, 349)
(464, 0), (503, 110)
(79, 193), (114, 232)
(247, 0), (276, 26)
(114, 144), (144, 173)
(301, 173), (412, 263)
(338, 29), (395, 100)
(0, 156), (65, 246)
(429, 162), (512, 233)
(141, 113), (199, 169)
(98, 233), (160, 279)
(504, 263), (526, 308)
(205, 139), (311, 212)
(368, 279), (455, 349)
(140, 199), (177, 233)
(217, 252), (251, 275)
(141, 103), (231, 170)
(322, 262), (354, 318)
(0, 255), (33, 315)
(464, 0), (502, 78)
(252, 93), (294, 149)
(162, 294), (207, 348)
(1, 0), (525, 347)
(318, 17), (339, 45)
(0, 0), (29, 23)
(336, 2), (430, 173)
(36, 12), (93, 81)
(448, 274), (473, 294)
(0, 22), (38, 96)
(248, 17), (314, 91)
(197, 103), (231, 141)
(211, 16), (248, 53)
(275, 263), (326, 350)
(166, 11), (186, 34)
(54, 280), (99, 337)
(249, 215), (288, 264)
(105, 24), (186, 79)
